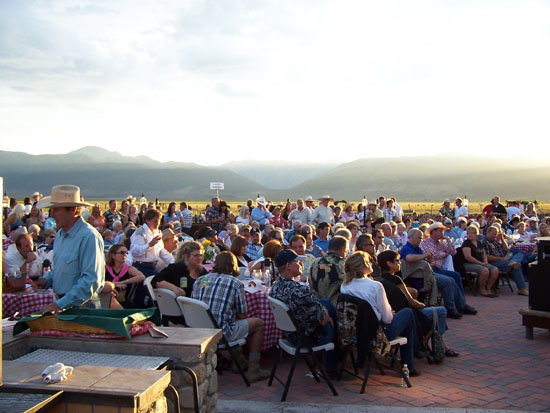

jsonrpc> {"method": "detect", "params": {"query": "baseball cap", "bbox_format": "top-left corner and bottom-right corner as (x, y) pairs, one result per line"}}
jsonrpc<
(274, 249), (306, 267)
(251, 228), (261, 234)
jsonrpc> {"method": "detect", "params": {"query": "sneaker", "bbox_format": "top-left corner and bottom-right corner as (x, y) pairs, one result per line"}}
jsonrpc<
(518, 288), (529, 296)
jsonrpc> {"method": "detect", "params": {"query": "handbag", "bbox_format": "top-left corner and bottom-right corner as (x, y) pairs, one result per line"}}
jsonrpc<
(371, 325), (391, 357)
(428, 307), (446, 363)
(3, 274), (27, 293)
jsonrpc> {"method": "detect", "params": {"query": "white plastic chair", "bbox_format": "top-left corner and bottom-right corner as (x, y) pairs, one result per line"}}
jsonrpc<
(154, 288), (184, 325)
(267, 296), (338, 402)
(143, 276), (157, 304)
(176, 296), (250, 386)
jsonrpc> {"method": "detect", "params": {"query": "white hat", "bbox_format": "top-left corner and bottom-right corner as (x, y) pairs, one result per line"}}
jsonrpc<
(256, 196), (268, 206)
(318, 195), (334, 201)
(529, 216), (538, 222)
(36, 185), (92, 209)
(427, 222), (447, 233)
(32, 191), (41, 197)
(305, 196), (314, 202)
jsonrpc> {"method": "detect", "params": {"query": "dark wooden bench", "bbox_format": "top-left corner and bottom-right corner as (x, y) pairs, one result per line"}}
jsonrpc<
(518, 308), (550, 339)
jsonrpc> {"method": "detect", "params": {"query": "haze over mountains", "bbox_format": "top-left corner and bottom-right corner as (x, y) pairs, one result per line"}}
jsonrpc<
(1, 147), (549, 201)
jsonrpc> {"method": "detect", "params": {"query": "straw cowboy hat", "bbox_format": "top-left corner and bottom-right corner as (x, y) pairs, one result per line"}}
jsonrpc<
(256, 196), (268, 206)
(318, 195), (334, 201)
(36, 185), (92, 209)
(427, 222), (447, 233)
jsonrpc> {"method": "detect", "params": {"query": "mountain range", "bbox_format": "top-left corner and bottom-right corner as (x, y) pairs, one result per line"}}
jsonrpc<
(1, 146), (549, 201)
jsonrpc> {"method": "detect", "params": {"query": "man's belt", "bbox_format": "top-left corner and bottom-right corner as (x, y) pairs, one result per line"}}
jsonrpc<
(134, 261), (157, 267)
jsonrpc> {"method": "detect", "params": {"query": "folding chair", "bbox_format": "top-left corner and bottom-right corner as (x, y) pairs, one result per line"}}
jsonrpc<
(453, 247), (479, 296)
(154, 288), (185, 326)
(336, 294), (411, 392)
(267, 296), (338, 402)
(497, 271), (514, 292)
(176, 296), (250, 387)
(143, 276), (157, 304)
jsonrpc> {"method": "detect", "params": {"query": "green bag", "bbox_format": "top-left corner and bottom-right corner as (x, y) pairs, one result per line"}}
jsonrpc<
(13, 307), (161, 339)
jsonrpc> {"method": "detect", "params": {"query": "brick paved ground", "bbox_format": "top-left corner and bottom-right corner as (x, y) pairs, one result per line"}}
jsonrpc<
(217, 285), (550, 411)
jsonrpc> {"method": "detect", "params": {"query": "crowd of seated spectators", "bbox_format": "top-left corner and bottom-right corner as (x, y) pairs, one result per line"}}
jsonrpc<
(2, 192), (546, 382)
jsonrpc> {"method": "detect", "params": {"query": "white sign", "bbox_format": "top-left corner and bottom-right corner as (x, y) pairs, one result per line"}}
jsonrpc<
(210, 182), (224, 190)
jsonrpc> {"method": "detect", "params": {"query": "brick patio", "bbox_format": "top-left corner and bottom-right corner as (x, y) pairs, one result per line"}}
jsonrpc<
(218, 285), (550, 411)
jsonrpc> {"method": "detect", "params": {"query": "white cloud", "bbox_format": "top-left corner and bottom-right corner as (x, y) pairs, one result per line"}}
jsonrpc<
(0, 0), (549, 164)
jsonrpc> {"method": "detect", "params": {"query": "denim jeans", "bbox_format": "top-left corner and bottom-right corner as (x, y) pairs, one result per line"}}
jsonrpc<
(434, 268), (465, 297)
(420, 306), (448, 334)
(434, 273), (465, 312)
(318, 299), (337, 370)
(381, 308), (418, 371)
(490, 257), (526, 289)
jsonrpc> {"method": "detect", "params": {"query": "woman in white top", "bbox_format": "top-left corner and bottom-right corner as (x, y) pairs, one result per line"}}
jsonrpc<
(340, 251), (420, 376)
(235, 205), (252, 225)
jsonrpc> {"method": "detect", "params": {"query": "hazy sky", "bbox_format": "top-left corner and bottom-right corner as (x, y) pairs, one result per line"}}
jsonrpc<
(1, 1), (549, 166)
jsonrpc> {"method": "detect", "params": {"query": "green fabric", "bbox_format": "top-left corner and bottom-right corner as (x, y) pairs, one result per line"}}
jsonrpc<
(13, 307), (161, 339)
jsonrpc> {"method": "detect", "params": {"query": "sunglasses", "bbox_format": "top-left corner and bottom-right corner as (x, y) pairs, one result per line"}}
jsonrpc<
(48, 235), (56, 239)
(115, 251), (128, 255)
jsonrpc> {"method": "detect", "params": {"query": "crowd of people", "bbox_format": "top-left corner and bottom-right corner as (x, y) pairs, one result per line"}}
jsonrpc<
(2, 188), (547, 382)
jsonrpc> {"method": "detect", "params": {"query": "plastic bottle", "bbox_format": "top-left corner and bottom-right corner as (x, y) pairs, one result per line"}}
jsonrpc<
(402, 364), (409, 387)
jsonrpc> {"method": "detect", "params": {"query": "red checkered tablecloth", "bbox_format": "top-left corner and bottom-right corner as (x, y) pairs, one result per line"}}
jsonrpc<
(245, 291), (281, 351)
(2, 291), (55, 318)
(510, 242), (536, 254)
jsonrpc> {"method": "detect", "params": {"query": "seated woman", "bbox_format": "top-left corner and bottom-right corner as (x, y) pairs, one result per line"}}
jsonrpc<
(340, 204), (356, 223)
(104, 244), (146, 308)
(462, 225), (499, 297)
(340, 251), (421, 376)
(249, 239), (283, 276)
(152, 241), (207, 298)
(268, 206), (286, 229)
(3, 204), (25, 234)
(88, 204), (106, 234)
(26, 205), (45, 229)
(376, 250), (457, 358)
(163, 202), (178, 226)
(230, 236), (253, 268)
(235, 205), (251, 225)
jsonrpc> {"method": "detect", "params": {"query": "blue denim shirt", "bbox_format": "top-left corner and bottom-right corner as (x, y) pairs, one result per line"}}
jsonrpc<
(44, 217), (105, 309)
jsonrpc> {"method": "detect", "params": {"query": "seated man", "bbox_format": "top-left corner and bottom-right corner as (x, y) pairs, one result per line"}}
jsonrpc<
(401, 229), (469, 319)
(192, 251), (270, 382)
(420, 223), (476, 316)
(285, 219), (302, 243)
(310, 235), (348, 310)
(313, 222), (331, 253)
(380, 223), (398, 251)
(482, 225), (528, 296)
(5, 233), (42, 279)
(270, 249), (336, 374)
(246, 228), (263, 259)
(341, 251), (421, 376)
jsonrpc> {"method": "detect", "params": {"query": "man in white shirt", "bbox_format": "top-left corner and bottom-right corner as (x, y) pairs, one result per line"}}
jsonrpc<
(177, 202), (194, 235)
(454, 197), (468, 218)
(6, 233), (42, 278)
(288, 199), (312, 226)
(507, 202), (522, 221)
(311, 195), (335, 226)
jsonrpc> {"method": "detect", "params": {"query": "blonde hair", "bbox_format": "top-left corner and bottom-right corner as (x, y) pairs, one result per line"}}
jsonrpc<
(466, 225), (479, 235)
(175, 241), (204, 265)
(343, 251), (370, 285)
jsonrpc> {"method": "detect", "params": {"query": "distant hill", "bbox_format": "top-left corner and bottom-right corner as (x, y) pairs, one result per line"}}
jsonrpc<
(0, 148), (268, 200)
(1, 148), (549, 201)
(222, 160), (337, 189)
(286, 155), (550, 201)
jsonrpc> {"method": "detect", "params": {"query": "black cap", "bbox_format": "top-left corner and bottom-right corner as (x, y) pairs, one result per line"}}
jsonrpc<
(274, 249), (305, 267)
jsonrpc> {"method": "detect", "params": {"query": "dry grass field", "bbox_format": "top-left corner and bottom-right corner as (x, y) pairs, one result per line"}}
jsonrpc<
(89, 200), (549, 216)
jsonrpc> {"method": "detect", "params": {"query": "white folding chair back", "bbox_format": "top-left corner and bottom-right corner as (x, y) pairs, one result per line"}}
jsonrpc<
(267, 296), (296, 333)
(143, 276), (157, 303)
(176, 297), (217, 329)
(154, 288), (183, 317)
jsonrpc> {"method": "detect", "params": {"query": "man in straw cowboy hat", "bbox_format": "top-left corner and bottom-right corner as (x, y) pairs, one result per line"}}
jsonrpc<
(311, 195), (335, 226)
(35, 185), (105, 313)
